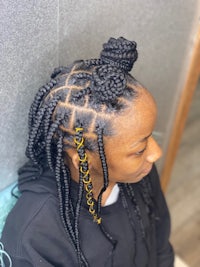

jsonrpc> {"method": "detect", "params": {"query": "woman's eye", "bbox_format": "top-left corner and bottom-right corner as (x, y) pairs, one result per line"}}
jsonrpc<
(135, 147), (146, 156)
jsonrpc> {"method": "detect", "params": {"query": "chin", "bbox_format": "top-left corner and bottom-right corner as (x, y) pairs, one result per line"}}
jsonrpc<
(133, 176), (145, 183)
(142, 166), (152, 176)
(122, 175), (144, 184)
(129, 171), (150, 183)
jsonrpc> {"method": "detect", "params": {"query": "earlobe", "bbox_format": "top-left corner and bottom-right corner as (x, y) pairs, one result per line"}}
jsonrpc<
(65, 148), (93, 170)
(66, 148), (80, 170)
(71, 154), (80, 170)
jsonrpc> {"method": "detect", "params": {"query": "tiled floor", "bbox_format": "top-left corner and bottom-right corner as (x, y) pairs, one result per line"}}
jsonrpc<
(166, 80), (200, 267)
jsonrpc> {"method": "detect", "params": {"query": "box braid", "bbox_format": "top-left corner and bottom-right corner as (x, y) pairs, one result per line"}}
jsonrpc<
(25, 37), (154, 266)
(28, 79), (57, 132)
(139, 176), (159, 223)
(96, 126), (109, 214)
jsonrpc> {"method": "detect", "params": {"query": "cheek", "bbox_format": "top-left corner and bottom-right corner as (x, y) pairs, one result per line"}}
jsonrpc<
(108, 154), (146, 176)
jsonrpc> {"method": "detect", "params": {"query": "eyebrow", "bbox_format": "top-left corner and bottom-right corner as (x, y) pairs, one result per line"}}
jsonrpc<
(130, 133), (152, 148)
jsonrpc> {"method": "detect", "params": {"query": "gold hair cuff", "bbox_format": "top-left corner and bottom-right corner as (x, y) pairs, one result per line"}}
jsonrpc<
(74, 127), (102, 224)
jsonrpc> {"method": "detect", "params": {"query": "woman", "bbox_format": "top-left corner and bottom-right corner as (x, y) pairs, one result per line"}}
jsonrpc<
(1, 37), (174, 266)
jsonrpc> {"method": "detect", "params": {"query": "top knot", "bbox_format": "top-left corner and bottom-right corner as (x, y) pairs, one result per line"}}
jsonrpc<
(90, 65), (126, 103)
(100, 37), (138, 72)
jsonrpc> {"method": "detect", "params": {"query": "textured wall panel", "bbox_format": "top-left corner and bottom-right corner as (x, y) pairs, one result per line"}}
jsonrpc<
(0, 0), (58, 189)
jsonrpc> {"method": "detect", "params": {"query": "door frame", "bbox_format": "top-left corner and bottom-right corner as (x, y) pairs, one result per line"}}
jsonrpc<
(161, 26), (200, 192)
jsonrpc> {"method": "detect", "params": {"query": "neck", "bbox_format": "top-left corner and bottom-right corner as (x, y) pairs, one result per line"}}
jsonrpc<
(100, 183), (116, 206)
(69, 163), (115, 206)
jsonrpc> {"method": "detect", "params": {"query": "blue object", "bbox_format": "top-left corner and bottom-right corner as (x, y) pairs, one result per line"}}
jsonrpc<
(0, 183), (20, 237)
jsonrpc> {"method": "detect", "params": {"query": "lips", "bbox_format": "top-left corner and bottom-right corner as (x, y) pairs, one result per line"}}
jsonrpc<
(142, 165), (152, 175)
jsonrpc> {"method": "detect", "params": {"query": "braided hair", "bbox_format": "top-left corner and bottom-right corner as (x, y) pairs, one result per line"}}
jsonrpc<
(25, 37), (153, 266)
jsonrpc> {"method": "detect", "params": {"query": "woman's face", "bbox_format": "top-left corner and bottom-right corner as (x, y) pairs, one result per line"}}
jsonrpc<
(88, 88), (162, 184)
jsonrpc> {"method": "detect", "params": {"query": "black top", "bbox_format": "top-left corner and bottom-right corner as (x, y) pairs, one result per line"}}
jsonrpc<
(1, 162), (174, 267)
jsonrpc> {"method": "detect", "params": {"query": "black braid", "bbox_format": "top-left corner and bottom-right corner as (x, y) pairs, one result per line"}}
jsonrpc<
(139, 178), (153, 216)
(46, 116), (63, 171)
(96, 126), (118, 266)
(55, 134), (69, 233)
(51, 66), (69, 79)
(121, 183), (151, 263)
(52, 130), (88, 266)
(125, 183), (146, 239)
(74, 127), (90, 267)
(73, 72), (92, 80)
(44, 95), (61, 138)
(139, 176), (159, 222)
(118, 184), (137, 266)
(28, 79), (57, 131)
(26, 104), (49, 165)
(55, 134), (83, 259)
(91, 65), (126, 104)
(100, 37), (138, 72)
(61, 159), (76, 233)
(26, 95), (62, 167)
(84, 58), (103, 66)
(96, 127), (109, 214)
(71, 87), (91, 103)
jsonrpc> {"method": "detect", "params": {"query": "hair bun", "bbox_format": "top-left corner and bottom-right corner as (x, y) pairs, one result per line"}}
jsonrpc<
(100, 37), (138, 72)
(91, 65), (126, 103)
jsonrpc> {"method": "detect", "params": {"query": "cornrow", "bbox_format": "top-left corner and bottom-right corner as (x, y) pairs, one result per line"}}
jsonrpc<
(71, 87), (91, 103)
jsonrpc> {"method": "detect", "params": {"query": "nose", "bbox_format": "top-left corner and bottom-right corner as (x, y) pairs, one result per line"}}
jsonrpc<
(146, 137), (162, 163)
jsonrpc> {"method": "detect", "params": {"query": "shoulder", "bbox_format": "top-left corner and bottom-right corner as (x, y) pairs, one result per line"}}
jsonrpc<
(1, 191), (59, 253)
(1, 190), (78, 265)
(1, 189), (79, 266)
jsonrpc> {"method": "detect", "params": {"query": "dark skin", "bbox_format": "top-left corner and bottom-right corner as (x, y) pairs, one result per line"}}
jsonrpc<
(66, 86), (162, 205)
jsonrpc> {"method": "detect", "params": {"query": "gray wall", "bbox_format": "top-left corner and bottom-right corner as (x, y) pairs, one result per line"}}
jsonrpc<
(0, 0), (199, 190)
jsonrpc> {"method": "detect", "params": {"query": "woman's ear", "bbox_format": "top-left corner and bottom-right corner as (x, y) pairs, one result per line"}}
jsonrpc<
(65, 148), (79, 170)
(65, 148), (93, 170)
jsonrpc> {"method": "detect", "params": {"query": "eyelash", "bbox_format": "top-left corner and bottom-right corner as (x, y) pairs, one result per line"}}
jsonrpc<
(135, 147), (147, 156)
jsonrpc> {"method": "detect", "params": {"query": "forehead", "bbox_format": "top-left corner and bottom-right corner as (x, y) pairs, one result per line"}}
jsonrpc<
(109, 88), (157, 141)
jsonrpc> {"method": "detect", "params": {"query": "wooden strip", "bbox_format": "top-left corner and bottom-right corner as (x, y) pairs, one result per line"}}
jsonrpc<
(161, 26), (200, 192)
